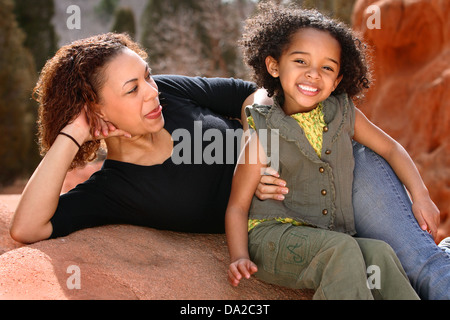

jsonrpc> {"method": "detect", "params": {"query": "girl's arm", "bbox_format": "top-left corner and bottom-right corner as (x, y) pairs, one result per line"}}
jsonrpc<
(225, 133), (266, 286)
(353, 108), (440, 238)
(241, 91), (289, 201)
(10, 109), (130, 244)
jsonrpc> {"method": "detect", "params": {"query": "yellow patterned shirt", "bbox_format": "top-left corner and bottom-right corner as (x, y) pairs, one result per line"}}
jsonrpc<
(290, 103), (326, 158)
(247, 103), (326, 231)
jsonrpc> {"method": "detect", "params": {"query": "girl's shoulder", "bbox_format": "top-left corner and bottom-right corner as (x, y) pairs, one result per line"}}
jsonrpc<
(245, 103), (273, 131)
(245, 103), (272, 115)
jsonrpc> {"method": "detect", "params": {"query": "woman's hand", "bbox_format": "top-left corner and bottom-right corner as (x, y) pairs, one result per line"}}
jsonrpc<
(63, 106), (131, 145)
(255, 167), (289, 201)
(228, 258), (258, 287)
(412, 196), (440, 239)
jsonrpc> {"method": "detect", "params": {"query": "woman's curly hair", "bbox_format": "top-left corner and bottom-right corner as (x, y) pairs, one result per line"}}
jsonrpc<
(34, 33), (148, 169)
(240, 1), (372, 102)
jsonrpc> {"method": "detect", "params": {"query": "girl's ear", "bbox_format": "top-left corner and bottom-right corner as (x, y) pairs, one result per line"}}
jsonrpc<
(265, 56), (279, 78)
(333, 74), (344, 91)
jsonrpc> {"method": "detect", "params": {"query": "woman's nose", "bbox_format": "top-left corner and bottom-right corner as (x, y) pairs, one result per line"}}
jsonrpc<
(144, 79), (159, 101)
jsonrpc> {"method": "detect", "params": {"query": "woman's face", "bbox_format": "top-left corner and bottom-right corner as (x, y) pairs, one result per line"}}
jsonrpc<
(97, 48), (164, 136)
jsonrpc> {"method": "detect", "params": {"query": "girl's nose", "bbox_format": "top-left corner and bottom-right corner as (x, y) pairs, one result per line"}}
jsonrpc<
(306, 67), (320, 80)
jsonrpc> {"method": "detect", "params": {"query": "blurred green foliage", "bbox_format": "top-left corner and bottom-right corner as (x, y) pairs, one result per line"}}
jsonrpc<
(0, 0), (38, 186)
(111, 7), (136, 40)
(140, 0), (254, 78)
(13, 0), (58, 71)
(95, 0), (120, 22)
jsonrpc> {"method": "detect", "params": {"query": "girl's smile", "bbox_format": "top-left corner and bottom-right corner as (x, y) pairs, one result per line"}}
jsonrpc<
(297, 83), (320, 96)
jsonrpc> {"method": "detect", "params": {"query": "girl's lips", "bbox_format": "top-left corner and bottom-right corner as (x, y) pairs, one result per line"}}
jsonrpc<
(145, 105), (162, 120)
(298, 84), (320, 96)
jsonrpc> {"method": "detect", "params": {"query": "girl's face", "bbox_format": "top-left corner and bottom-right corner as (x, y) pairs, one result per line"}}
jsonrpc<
(266, 28), (343, 115)
(97, 48), (164, 136)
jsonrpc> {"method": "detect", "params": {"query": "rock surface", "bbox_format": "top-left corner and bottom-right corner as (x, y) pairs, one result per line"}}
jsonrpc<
(352, 0), (450, 242)
(0, 195), (312, 300)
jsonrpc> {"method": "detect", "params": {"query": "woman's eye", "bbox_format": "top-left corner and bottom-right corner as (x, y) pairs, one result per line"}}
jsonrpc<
(128, 86), (138, 94)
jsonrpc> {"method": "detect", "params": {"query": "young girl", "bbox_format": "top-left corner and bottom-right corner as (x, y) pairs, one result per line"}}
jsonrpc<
(225, 3), (435, 299)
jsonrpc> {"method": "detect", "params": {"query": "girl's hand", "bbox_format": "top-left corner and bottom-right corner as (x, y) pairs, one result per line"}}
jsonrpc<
(412, 196), (440, 239)
(228, 258), (258, 287)
(255, 167), (289, 201)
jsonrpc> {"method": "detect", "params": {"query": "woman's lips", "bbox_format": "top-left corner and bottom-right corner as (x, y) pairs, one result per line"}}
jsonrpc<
(145, 105), (162, 120)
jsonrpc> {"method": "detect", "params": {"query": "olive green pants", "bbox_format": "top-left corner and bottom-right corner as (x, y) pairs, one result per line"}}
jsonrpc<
(248, 221), (419, 300)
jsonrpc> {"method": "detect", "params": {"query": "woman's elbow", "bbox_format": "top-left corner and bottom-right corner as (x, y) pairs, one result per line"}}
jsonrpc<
(9, 217), (51, 244)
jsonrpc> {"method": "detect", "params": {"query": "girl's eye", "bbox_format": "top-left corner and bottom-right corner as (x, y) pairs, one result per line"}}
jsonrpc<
(145, 73), (151, 81)
(295, 59), (306, 64)
(323, 66), (335, 72)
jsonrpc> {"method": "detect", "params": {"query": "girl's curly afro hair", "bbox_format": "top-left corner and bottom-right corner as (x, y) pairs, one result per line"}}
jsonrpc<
(240, 1), (372, 101)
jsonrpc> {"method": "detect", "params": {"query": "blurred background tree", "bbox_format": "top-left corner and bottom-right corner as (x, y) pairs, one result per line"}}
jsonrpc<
(95, 0), (120, 23)
(13, 0), (58, 71)
(111, 7), (136, 39)
(12, 0), (58, 178)
(140, 0), (255, 78)
(293, 0), (356, 24)
(0, 0), (38, 186)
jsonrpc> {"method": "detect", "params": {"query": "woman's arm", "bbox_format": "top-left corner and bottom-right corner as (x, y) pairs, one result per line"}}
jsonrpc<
(225, 133), (265, 286)
(154, 75), (257, 119)
(10, 128), (83, 243)
(10, 109), (129, 244)
(353, 108), (440, 238)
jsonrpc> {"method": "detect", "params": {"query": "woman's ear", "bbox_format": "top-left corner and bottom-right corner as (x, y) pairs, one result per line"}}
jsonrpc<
(84, 103), (107, 127)
(265, 56), (279, 78)
(91, 104), (108, 121)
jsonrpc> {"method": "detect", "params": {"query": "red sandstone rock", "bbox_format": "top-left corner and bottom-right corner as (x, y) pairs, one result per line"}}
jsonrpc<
(352, 0), (450, 242)
(0, 195), (312, 300)
(0, 195), (23, 256)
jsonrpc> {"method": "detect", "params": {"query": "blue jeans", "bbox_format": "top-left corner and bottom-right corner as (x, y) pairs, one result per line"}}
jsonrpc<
(352, 142), (450, 300)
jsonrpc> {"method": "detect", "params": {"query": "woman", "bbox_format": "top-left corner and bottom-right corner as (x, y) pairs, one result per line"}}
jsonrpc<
(10, 33), (447, 299)
(11, 33), (259, 241)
